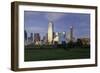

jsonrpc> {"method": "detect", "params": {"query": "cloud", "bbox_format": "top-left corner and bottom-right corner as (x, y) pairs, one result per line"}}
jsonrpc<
(25, 11), (66, 22)
(45, 12), (66, 21)
(24, 11), (40, 16)
(25, 26), (46, 33)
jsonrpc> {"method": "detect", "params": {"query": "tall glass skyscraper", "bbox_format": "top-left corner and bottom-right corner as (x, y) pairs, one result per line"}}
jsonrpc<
(47, 21), (54, 45)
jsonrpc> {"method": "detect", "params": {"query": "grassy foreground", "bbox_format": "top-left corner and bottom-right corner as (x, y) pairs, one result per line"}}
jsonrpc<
(24, 47), (90, 61)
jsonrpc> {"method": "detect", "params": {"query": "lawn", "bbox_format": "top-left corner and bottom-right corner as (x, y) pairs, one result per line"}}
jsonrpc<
(24, 47), (90, 61)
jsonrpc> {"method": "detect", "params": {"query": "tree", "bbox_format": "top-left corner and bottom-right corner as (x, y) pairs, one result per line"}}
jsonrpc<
(67, 41), (74, 48)
(61, 41), (67, 49)
(76, 39), (83, 48)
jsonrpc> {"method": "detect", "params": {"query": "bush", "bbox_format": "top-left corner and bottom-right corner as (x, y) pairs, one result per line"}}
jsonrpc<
(67, 41), (75, 48)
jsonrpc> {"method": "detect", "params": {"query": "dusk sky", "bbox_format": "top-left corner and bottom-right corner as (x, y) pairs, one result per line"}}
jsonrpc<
(24, 11), (90, 39)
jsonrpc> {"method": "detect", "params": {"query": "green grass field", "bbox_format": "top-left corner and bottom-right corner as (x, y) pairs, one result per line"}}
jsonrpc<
(24, 48), (90, 61)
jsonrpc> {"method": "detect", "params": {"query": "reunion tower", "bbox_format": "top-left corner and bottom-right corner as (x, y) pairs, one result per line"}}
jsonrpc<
(48, 21), (54, 44)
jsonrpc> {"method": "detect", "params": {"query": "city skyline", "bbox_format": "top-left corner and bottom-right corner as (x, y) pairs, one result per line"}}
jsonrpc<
(24, 11), (90, 39)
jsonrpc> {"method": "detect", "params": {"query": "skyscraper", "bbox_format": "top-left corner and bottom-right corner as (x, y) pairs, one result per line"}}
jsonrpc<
(30, 33), (33, 41)
(53, 32), (59, 44)
(43, 33), (48, 44)
(69, 26), (73, 41)
(27, 33), (33, 43)
(48, 21), (54, 44)
(65, 26), (74, 43)
(24, 30), (27, 41)
(34, 33), (41, 45)
(59, 32), (66, 44)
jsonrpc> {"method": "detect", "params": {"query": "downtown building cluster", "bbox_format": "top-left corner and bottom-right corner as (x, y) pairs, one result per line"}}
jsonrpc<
(24, 21), (89, 46)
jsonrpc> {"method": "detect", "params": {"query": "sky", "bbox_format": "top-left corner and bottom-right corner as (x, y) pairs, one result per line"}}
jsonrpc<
(24, 11), (90, 39)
